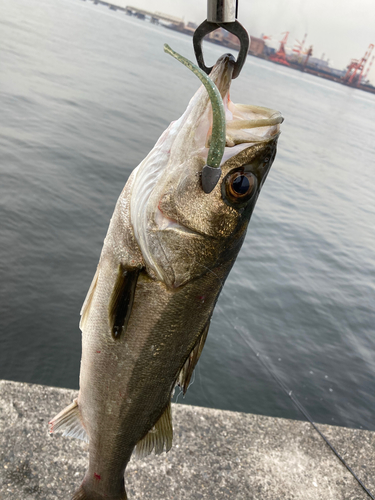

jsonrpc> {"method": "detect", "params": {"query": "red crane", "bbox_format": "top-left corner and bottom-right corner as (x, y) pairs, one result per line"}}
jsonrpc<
(343, 44), (374, 87)
(269, 32), (290, 66)
(293, 33), (307, 54)
(363, 55), (374, 83)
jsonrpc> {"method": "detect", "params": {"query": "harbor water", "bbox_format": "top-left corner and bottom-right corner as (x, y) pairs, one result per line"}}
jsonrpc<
(1, 0), (375, 430)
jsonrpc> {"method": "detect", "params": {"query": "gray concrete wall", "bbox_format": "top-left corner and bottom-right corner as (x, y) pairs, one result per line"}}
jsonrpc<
(0, 379), (374, 499)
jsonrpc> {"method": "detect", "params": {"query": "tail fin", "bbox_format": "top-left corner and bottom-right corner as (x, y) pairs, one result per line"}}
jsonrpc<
(72, 484), (127, 500)
(72, 487), (87, 500)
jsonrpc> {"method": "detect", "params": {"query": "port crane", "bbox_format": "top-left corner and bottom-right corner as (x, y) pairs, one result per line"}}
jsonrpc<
(343, 43), (374, 87)
(292, 33), (307, 54)
(362, 55), (374, 83)
(269, 32), (290, 66)
(303, 45), (313, 70)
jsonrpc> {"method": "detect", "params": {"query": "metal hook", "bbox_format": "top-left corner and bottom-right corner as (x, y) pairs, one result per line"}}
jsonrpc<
(193, 15), (249, 80)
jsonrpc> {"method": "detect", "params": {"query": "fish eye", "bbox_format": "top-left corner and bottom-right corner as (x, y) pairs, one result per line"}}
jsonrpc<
(230, 174), (253, 196)
(224, 171), (257, 206)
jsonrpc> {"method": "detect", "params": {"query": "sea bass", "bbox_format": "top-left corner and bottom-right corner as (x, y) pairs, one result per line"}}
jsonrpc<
(50, 46), (283, 500)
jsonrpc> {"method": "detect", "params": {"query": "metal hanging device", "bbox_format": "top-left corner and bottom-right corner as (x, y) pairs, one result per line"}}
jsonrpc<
(194, 0), (249, 194)
(193, 0), (249, 79)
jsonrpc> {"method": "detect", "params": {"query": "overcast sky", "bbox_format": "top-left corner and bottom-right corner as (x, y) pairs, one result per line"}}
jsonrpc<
(113, 0), (375, 83)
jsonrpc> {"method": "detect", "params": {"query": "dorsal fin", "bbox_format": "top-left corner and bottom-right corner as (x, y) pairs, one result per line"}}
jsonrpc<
(177, 321), (210, 394)
(109, 264), (140, 340)
(79, 266), (99, 331)
(134, 402), (173, 459)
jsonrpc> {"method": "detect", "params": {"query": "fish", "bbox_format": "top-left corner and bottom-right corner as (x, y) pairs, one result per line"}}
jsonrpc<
(49, 45), (283, 500)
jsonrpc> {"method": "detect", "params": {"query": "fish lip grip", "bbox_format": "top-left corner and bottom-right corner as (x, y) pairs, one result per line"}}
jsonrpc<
(194, 0), (249, 79)
(193, 20), (249, 79)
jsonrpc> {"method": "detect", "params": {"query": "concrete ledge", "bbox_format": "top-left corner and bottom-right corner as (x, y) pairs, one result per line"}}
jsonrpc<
(0, 380), (374, 499)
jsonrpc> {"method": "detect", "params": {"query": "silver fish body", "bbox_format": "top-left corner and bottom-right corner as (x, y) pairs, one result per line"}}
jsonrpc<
(50, 53), (282, 500)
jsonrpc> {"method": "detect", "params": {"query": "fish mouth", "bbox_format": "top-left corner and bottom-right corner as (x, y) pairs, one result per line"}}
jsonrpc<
(155, 205), (207, 238)
(208, 53), (235, 100)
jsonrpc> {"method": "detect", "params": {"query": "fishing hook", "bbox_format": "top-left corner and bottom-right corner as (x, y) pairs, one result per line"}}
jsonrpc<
(193, 0), (249, 79)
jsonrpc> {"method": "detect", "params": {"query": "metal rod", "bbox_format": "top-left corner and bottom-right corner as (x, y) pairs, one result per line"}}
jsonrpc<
(207, 0), (236, 23)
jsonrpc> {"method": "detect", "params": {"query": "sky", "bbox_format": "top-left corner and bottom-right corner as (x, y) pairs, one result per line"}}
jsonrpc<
(112, 0), (375, 83)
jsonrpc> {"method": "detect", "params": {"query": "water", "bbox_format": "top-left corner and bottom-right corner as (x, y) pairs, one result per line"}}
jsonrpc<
(1, 0), (374, 431)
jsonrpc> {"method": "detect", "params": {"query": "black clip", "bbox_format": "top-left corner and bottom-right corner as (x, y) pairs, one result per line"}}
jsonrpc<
(193, 20), (249, 79)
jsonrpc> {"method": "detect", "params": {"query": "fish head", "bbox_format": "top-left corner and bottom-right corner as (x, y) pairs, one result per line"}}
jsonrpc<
(130, 55), (282, 288)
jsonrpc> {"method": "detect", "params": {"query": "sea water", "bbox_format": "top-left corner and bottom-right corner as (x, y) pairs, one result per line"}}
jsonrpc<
(1, 0), (375, 430)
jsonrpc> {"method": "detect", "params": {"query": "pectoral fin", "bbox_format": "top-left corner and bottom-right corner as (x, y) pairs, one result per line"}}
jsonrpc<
(134, 402), (173, 458)
(109, 264), (140, 340)
(177, 321), (210, 394)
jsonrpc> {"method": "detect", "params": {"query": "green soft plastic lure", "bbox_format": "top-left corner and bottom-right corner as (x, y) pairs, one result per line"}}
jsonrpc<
(164, 44), (226, 171)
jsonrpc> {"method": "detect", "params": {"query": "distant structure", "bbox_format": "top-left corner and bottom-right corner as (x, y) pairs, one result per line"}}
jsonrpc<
(306, 56), (329, 71)
(88, 0), (375, 93)
(155, 11), (183, 24)
(302, 46), (313, 70)
(343, 44), (374, 87)
(292, 33), (307, 57)
(125, 6), (183, 26)
(362, 55), (374, 83)
(269, 32), (290, 66)
(249, 36), (265, 56)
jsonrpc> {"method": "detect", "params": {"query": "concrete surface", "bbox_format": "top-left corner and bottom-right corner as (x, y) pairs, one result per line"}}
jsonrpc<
(0, 379), (374, 500)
